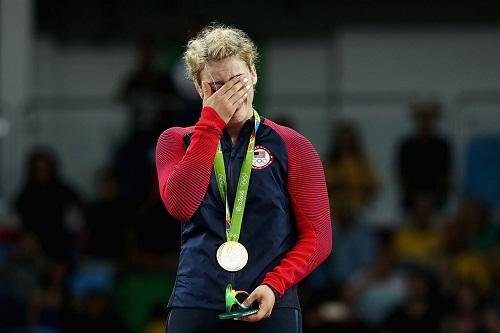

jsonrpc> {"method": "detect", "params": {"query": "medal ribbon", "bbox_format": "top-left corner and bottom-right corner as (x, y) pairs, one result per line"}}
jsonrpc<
(213, 110), (260, 242)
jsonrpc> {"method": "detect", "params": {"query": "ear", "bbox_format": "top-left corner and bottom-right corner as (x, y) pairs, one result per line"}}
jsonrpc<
(250, 65), (257, 86)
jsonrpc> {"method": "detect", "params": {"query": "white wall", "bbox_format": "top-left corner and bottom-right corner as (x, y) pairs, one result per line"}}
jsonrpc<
(0, 0), (34, 220)
(33, 37), (135, 97)
(265, 39), (335, 155)
(338, 28), (500, 98)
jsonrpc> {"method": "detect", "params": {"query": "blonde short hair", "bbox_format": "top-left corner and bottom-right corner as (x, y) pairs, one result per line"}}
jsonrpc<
(183, 24), (259, 84)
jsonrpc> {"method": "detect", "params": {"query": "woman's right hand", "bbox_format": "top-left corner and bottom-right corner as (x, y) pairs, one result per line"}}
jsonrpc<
(200, 76), (250, 124)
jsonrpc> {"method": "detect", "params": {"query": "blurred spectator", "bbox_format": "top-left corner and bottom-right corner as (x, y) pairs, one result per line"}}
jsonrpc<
(441, 282), (484, 333)
(345, 244), (407, 328)
(1, 231), (45, 303)
(62, 291), (129, 333)
(115, 41), (181, 202)
(118, 40), (180, 138)
(27, 260), (69, 331)
(382, 268), (443, 333)
(482, 304), (500, 333)
(142, 304), (166, 333)
(0, 227), (16, 268)
(325, 122), (378, 213)
(490, 246), (500, 301)
(304, 286), (372, 333)
(69, 262), (115, 302)
(83, 169), (133, 262)
(464, 136), (500, 209)
(396, 100), (452, 212)
(299, 205), (376, 311)
(329, 206), (378, 285)
(113, 270), (174, 333)
(0, 231), (45, 331)
(442, 199), (493, 293)
(131, 172), (180, 271)
(392, 197), (443, 267)
(455, 197), (499, 254)
(15, 149), (82, 261)
(112, 129), (155, 203)
(452, 245), (492, 294)
(301, 205), (377, 311)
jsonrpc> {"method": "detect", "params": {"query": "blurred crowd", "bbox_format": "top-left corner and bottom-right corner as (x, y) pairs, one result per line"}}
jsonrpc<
(301, 102), (500, 333)
(0, 42), (187, 333)
(1, 46), (500, 333)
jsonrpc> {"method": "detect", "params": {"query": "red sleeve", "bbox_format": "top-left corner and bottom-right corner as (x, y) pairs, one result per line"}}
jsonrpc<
(262, 121), (333, 297)
(155, 107), (226, 221)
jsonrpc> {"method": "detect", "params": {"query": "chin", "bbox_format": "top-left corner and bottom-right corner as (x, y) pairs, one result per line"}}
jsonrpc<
(228, 116), (245, 127)
(229, 107), (252, 124)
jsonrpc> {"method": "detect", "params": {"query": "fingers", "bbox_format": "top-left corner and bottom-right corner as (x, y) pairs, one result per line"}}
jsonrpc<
(239, 302), (272, 322)
(201, 81), (212, 100)
(200, 77), (248, 103)
(242, 291), (257, 308)
(238, 286), (275, 322)
(200, 75), (251, 123)
(217, 74), (244, 95)
(229, 87), (249, 106)
(223, 79), (249, 100)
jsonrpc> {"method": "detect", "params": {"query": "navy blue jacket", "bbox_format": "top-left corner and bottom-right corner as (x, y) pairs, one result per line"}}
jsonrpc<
(156, 107), (331, 311)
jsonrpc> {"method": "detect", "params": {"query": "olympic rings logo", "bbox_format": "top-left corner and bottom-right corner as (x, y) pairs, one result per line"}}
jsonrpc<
(239, 173), (249, 186)
(252, 146), (274, 170)
(253, 158), (267, 166)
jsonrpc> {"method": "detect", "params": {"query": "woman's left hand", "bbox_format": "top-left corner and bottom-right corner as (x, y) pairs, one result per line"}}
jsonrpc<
(239, 285), (276, 322)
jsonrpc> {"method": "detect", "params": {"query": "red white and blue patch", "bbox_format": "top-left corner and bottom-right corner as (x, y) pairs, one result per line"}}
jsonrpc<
(252, 145), (274, 170)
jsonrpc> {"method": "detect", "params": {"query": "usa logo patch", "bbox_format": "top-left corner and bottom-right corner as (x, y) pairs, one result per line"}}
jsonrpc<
(252, 145), (274, 170)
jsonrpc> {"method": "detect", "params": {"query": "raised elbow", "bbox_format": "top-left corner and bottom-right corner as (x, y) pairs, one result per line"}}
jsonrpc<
(160, 183), (194, 222)
(166, 198), (195, 222)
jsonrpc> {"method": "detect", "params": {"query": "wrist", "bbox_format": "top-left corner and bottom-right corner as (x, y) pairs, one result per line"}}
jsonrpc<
(199, 106), (226, 131)
(262, 284), (280, 303)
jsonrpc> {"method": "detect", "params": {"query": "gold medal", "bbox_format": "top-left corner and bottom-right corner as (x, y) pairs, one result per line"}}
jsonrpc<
(216, 241), (248, 272)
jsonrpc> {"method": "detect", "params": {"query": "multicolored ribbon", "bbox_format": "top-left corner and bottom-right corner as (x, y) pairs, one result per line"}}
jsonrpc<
(213, 111), (261, 242)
